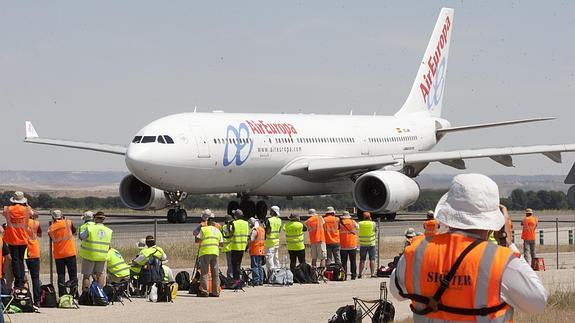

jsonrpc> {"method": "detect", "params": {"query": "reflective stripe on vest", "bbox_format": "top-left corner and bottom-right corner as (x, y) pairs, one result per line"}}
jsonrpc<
(107, 248), (130, 278)
(423, 219), (439, 236)
(284, 221), (305, 251)
(358, 220), (376, 247)
(403, 233), (514, 322)
(339, 219), (358, 249)
(324, 215), (340, 244)
(265, 217), (281, 248)
(48, 219), (76, 259)
(4, 205), (31, 245)
(221, 224), (232, 253)
(250, 226), (266, 256)
(79, 224), (112, 261)
(230, 219), (249, 251)
(199, 226), (222, 257)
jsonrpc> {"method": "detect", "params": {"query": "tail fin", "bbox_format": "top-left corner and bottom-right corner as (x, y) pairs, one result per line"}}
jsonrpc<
(395, 8), (454, 118)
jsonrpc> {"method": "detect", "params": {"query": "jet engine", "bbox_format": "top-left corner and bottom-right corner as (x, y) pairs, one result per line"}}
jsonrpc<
(119, 175), (169, 210)
(353, 170), (420, 213)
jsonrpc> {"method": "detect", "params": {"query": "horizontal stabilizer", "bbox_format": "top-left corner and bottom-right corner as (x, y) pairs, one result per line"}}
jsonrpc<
(436, 117), (555, 134)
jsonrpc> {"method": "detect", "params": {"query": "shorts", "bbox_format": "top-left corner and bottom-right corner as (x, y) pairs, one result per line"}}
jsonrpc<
(81, 258), (106, 276)
(310, 242), (327, 260)
(360, 246), (376, 261)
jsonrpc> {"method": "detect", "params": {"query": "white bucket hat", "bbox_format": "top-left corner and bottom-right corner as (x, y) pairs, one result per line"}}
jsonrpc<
(269, 205), (280, 217)
(326, 206), (335, 214)
(10, 191), (27, 204)
(435, 173), (504, 231)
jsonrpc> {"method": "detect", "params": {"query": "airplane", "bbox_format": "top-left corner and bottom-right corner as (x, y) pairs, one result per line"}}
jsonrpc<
(23, 8), (575, 223)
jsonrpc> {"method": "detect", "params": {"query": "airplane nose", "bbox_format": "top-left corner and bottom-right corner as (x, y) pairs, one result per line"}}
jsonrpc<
(125, 144), (155, 174)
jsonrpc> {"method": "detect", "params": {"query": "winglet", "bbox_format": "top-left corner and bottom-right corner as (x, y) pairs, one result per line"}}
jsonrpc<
(25, 121), (39, 138)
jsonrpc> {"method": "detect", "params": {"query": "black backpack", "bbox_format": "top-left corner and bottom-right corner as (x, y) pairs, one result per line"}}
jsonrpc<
(328, 305), (360, 323)
(140, 253), (164, 285)
(155, 282), (173, 302)
(12, 286), (34, 312)
(102, 285), (121, 303)
(371, 301), (395, 323)
(325, 263), (346, 281)
(39, 284), (58, 308)
(293, 263), (315, 284)
(175, 271), (190, 291)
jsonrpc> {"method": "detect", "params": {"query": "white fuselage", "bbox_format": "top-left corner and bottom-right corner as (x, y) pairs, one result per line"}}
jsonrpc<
(125, 112), (440, 196)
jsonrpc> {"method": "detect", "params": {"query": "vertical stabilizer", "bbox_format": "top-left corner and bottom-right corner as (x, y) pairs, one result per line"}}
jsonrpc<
(395, 8), (454, 118)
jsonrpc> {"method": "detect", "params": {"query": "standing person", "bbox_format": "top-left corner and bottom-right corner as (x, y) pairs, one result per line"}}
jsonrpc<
(78, 211), (94, 235)
(0, 226), (8, 322)
(229, 210), (249, 286)
(422, 210), (440, 236)
(304, 209), (327, 268)
(221, 214), (234, 281)
(285, 213), (306, 272)
(323, 206), (341, 265)
(79, 211), (112, 289)
(339, 211), (358, 280)
(403, 228), (417, 249)
(248, 218), (265, 286)
(391, 173), (547, 321)
(521, 208), (538, 266)
(358, 212), (377, 278)
(26, 209), (42, 306)
(193, 209), (221, 269)
(196, 213), (223, 297)
(2, 192), (32, 288)
(47, 210), (78, 297)
(264, 205), (282, 275)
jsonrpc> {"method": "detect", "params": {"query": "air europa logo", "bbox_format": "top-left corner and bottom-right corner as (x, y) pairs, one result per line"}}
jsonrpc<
(420, 15), (451, 109)
(223, 123), (253, 167)
(245, 120), (298, 138)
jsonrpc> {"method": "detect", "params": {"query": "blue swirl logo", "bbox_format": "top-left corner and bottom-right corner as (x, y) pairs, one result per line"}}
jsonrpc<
(426, 56), (446, 110)
(223, 123), (253, 166)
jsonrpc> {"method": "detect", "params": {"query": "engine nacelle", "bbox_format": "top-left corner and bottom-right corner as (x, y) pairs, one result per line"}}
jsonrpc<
(353, 171), (420, 213)
(119, 175), (169, 210)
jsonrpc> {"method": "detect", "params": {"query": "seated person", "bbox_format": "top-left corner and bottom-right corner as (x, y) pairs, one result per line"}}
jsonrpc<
(107, 247), (130, 283)
(130, 236), (167, 288)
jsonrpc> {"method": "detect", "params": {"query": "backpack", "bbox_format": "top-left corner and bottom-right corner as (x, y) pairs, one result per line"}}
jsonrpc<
(325, 263), (346, 281)
(293, 263), (315, 284)
(88, 281), (109, 306)
(39, 284), (58, 308)
(140, 253), (164, 285)
(175, 271), (191, 291)
(269, 268), (293, 286)
(103, 285), (121, 303)
(58, 294), (79, 309)
(155, 282), (174, 302)
(12, 286), (34, 312)
(328, 305), (360, 323)
(371, 301), (395, 323)
(377, 265), (393, 278)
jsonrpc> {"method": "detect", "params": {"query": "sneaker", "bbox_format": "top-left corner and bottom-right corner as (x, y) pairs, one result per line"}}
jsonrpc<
(358, 274), (362, 279)
(351, 276), (356, 280)
(197, 291), (209, 297)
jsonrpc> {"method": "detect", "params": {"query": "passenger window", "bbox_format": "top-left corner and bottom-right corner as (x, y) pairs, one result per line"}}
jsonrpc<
(164, 136), (174, 144)
(158, 136), (166, 144)
(132, 136), (142, 143)
(141, 136), (156, 143)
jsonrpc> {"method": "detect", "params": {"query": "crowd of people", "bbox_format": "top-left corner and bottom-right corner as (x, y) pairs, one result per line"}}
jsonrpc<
(0, 174), (548, 321)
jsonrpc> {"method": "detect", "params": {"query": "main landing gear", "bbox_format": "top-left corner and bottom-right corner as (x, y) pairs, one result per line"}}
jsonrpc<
(227, 197), (268, 220)
(166, 191), (188, 224)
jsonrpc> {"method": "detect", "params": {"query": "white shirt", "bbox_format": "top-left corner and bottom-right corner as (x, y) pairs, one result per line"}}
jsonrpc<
(390, 240), (547, 322)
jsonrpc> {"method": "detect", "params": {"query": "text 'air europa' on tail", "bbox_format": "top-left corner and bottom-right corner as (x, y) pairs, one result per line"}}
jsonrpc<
(395, 8), (454, 118)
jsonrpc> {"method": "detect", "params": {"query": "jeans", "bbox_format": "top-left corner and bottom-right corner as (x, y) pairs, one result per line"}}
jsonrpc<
(340, 249), (357, 278)
(326, 243), (342, 265)
(523, 240), (536, 265)
(288, 249), (306, 272)
(250, 256), (263, 284)
(230, 250), (244, 281)
(26, 258), (41, 304)
(199, 254), (219, 295)
(8, 245), (27, 287)
(55, 256), (78, 297)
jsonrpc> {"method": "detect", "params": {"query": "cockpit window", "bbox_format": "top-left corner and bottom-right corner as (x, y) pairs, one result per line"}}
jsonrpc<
(132, 136), (142, 143)
(157, 136), (165, 144)
(141, 136), (156, 143)
(164, 135), (174, 144)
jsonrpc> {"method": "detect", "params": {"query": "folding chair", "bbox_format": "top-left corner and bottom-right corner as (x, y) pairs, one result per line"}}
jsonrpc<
(108, 280), (132, 305)
(314, 266), (328, 284)
(353, 282), (395, 323)
(1, 293), (14, 323)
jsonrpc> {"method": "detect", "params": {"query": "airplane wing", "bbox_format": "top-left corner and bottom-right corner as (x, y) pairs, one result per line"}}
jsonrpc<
(23, 121), (127, 155)
(282, 143), (575, 181)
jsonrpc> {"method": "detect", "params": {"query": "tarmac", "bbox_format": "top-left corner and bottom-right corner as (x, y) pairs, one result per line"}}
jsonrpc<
(7, 257), (575, 323)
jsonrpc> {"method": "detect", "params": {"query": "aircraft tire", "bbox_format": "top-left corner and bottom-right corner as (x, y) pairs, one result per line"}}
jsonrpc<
(240, 200), (256, 218)
(228, 201), (240, 216)
(177, 209), (187, 223)
(167, 209), (177, 223)
(255, 201), (268, 220)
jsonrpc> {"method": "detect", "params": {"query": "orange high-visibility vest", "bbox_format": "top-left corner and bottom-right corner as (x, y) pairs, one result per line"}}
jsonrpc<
(423, 219), (440, 236)
(48, 219), (76, 259)
(0, 236), (3, 278)
(402, 233), (514, 322)
(339, 218), (358, 249)
(521, 216), (537, 241)
(3, 205), (31, 245)
(27, 219), (41, 259)
(324, 215), (340, 244)
(305, 215), (325, 244)
(249, 226), (266, 256)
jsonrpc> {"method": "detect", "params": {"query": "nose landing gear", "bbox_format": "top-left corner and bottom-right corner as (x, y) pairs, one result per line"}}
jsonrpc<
(166, 191), (188, 224)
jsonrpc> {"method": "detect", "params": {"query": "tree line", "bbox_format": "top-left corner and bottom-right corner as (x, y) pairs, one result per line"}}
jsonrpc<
(0, 188), (571, 212)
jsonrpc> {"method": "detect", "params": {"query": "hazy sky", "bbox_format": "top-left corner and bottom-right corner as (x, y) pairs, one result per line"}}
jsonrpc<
(1, 1), (574, 176)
